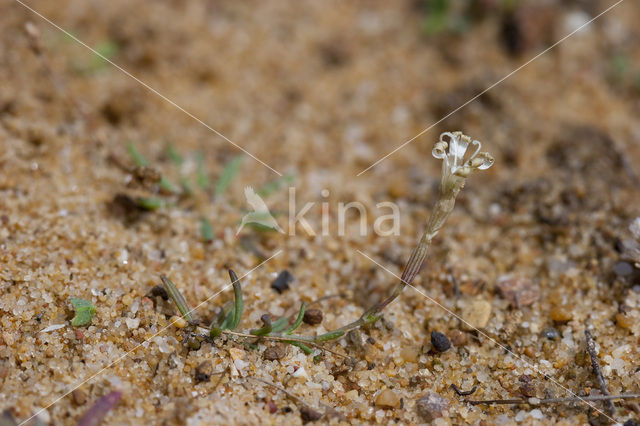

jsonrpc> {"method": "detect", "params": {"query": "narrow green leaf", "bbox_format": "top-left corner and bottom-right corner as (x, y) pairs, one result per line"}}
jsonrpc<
(69, 297), (96, 327)
(250, 315), (273, 336)
(159, 177), (178, 193)
(195, 152), (210, 190)
(285, 303), (306, 335)
(200, 217), (214, 242)
(137, 197), (166, 210)
(127, 142), (148, 167)
(215, 156), (242, 195)
(287, 341), (313, 354)
(257, 174), (295, 197)
(165, 143), (183, 166)
(270, 317), (289, 333)
(229, 269), (244, 330)
(315, 330), (345, 342)
(160, 275), (193, 322)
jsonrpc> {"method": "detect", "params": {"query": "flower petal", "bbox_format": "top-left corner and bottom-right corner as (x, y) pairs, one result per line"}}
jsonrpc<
(470, 152), (494, 170)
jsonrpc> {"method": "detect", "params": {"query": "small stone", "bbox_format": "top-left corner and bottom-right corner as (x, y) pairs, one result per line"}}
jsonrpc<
(613, 261), (633, 277)
(461, 299), (492, 330)
(495, 275), (539, 308)
(299, 406), (322, 422)
(400, 346), (419, 363)
(263, 344), (287, 361)
(170, 316), (187, 328)
(616, 313), (634, 330)
(74, 329), (85, 340)
(271, 270), (294, 294)
(519, 382), (536, 397)
(541, 327), (560, 340)
(430, 331), (451, 352)
(549, 306), (572, 323)
(125, 318), (140, 330)
(194, 360), (212, 383)
(229, 348), (246, 361)
(448, 330), (467, 346)
(375, 389), (401, 409)
(303, 309), (323, 325)
(72, 389), (87, 405)
(416, 390), (450, 422)
(147, 285), (169, 301)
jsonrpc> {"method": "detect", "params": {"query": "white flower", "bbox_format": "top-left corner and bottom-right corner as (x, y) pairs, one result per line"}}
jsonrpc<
(432, 131), (494, 180)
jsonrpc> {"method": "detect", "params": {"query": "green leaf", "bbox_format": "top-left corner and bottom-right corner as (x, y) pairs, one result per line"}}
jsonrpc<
(287, 341), (313, 354)
(195, 152), (210, 190)
(200, 217), (214, 242)
(228, 269), (244, 330)
(160, 275), (193, 322)
(315, 330), (345, 342)
(159, 177), (178, 193)
(127, 142), (148, 167)
(166, 143), (183, 166)
(215, 156), (242, 195)
(257, 174), (295, 197)
(250, 315), (273, 336)
(284, 303), (306, 335)
(137, 197), (166, 210)
(69, 297), (96, 327)
(270, 317), (289, 333)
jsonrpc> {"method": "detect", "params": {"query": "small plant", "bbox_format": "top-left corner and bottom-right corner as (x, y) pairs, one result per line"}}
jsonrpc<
(115, 142), (293, 242)
(161, 132), (494, 353)
(69, 297), (96, 327)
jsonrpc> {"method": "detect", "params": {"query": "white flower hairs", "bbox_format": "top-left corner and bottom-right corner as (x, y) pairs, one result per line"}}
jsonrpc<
(433, 131), (494, 185)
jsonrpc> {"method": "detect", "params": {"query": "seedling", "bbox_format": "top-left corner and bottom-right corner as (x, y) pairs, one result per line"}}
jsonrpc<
(69, 297), (96, 327)
(162, 132), (494, 353)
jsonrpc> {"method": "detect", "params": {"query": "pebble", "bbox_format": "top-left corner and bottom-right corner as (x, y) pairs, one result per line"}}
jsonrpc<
(461, 299), (492, 330)
(263, 344), (287, 361)
(303, 309), (323, 325)
(170, 316), (187, 328)
(541, 327), (560, 340)
(229, 348), (246, 361)
(448, 330), (467, 346)
(430, 331), (451, 352)
(271, 270), (294, 294)
(416, 390), (449, 422)
(194, 360), (212, 383)
(549, 306), (572, 323)
(72, 389), (87, 405)
(495, 275), (539, 308)
(299, 406), (323, 422)
(375, 389), (401, 409)
(125, 318), (140, 330)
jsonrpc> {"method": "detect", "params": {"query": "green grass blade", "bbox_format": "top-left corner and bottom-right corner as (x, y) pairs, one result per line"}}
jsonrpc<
(250, 315), (273, 336)
(127, 142), (148, 167)
(200, 217), (214, 242)
(228, 269), (244, 330)
(166, 143), (183, 166)
(287, 341), (313, 354)
(285, 303), (306, 335)
(257, 174), (294, 197)
(195, 152), (210, 190)
(215, 156), (242, 195)
(137, 197), (166, 210)
(160, 275), (193, 322)
(270, 317), (289, 333)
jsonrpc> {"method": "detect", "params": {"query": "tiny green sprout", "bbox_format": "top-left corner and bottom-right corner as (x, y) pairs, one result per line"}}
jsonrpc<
(195, 152), (211, 190)
(257, 174), (295, 197)
(69, 297), (96, 327)
(165, 143), (184, 166)
(199, 217), (214, 243)
(215, 156), (242, 195)
(160, 275), (193, 322)
(126, 142), (148, 167)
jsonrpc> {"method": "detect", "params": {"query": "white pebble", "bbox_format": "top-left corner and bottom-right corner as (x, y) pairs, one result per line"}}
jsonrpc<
(40, 324), (66, 333)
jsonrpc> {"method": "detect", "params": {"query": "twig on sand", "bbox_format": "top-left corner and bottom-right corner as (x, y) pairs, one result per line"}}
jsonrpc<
(585, 329), (616, 415)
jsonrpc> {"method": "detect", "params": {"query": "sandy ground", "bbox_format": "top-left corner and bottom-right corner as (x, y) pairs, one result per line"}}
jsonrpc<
(1, 0), (640, 424)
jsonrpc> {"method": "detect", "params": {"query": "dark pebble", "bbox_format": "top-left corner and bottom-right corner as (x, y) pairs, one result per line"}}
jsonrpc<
(299, 406), (323, 422)
(303, 309), (323, 325)
(430, 331), (451, 352)
(613, 261), (633, 277)
(623, 420), (639, 426)
(542, 327), (559, 341)
(148, 285), (169, 301)
(271, 270), (294, 294)
(194, 360), (212, 383)
(263, 344), (287, 361)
